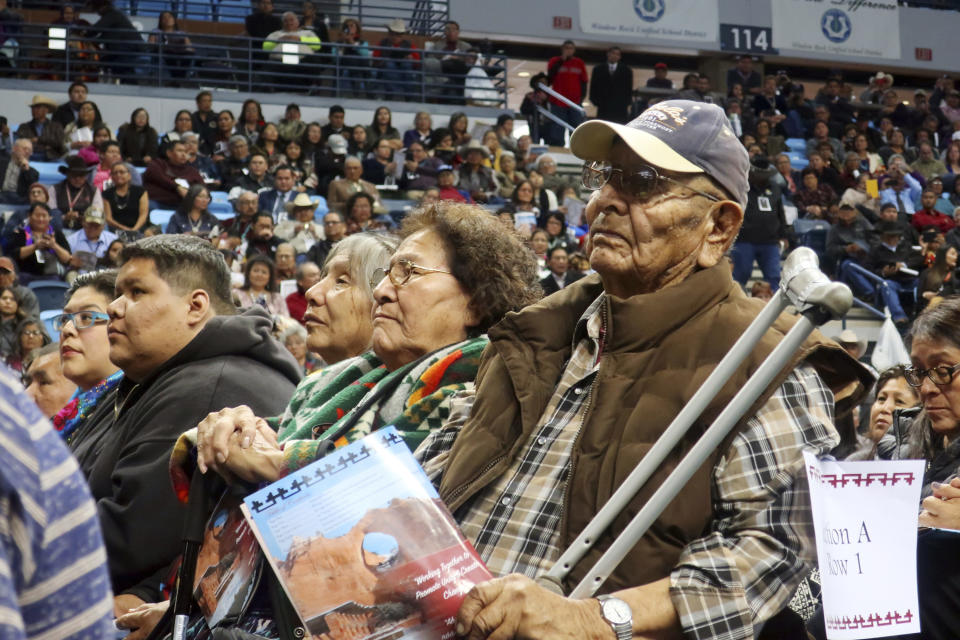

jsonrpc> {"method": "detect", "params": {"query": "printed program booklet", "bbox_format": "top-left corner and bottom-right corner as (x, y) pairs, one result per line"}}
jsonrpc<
(241, 426), (492, 640)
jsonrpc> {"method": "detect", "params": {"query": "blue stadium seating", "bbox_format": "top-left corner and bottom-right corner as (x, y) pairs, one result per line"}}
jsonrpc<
(40, 309), (61, 342)
(32, 162), (65, 184)
(785, 138), (806, 152)
(28, 280), (70, 312)
(151, 209), (176, 230)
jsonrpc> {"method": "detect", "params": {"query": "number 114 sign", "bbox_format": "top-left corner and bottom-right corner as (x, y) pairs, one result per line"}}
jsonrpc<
(720, 23), (778, 55)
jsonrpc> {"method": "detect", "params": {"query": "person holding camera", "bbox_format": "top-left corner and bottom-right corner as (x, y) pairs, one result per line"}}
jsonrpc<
(10, 202), (72, 282)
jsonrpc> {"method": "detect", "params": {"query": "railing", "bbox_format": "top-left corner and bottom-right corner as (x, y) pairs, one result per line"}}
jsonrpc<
(18, 0), (450, 35)
(2, 23), (507, 108)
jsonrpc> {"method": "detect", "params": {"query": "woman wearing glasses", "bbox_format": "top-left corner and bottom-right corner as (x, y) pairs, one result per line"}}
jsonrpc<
(873, 298), (960, 638)
(116, 203), (541, 640)
(51, 270), (122, 448)
(5, 319), (50, 374)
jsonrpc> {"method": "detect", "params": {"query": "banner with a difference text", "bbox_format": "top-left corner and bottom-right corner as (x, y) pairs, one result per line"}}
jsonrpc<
(772, 0), (901, 60)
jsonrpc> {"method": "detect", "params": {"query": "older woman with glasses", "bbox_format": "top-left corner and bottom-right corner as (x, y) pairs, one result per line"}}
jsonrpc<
(117, 203), (542, 638)
(866, 297), (960, 638)
(51, 270), (122, 448)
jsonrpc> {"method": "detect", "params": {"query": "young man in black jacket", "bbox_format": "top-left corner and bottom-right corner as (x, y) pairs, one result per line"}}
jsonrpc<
(67, 235), (301, 616)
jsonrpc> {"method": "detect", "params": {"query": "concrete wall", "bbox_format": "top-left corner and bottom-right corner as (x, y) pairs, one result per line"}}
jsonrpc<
(452, 0), (960, 74)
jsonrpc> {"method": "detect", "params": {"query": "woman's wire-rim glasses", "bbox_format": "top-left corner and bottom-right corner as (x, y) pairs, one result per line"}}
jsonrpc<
(371, 259), (453, 289)
(581, 160), (721, 203)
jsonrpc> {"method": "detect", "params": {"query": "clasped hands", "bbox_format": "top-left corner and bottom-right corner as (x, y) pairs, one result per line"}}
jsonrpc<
(195, 405), (284, 484)
(919, 477), (960, 530)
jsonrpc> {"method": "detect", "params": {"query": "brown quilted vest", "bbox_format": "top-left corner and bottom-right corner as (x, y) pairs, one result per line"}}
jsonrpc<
(438, 263), (871, 594)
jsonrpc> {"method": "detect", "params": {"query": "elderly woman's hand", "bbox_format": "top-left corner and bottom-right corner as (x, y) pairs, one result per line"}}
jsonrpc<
(196, 405), (280, 482)
(919, 477), (960, 530)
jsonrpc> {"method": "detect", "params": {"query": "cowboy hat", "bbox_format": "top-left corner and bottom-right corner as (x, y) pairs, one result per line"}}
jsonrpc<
(58, 156), (96, 176)
(459, 139), (488, 156)
(386, 18), (407, 34)
(284, 192), (318, 213)
(28, 95), (57, 109)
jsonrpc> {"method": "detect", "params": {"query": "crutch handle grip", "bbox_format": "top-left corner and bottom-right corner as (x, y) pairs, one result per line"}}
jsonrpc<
(780, 247), (852, 319)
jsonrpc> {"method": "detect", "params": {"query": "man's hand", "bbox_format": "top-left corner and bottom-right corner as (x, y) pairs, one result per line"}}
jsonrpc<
(116, 600), (169, 640)
(177, 185), (188, 197)
(845, 243), (863, 256)
(456, 574), (613, 640)
(64, 209), (80, 223)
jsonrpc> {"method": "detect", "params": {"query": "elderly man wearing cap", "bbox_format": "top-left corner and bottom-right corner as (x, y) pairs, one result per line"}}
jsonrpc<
(457, 140), (499, 203)
(414, 101), (870, 640)
(14, 95), (67, 161)
(67, 207), (118, 277)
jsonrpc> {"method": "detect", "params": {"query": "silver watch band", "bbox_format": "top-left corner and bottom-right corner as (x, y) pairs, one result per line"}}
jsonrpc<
(597, 595), (632, 640)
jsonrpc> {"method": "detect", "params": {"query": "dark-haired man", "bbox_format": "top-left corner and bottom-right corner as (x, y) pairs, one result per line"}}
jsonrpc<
(53, 81), (92, 127)
(76, 235), (300, 614)
(539, 246), (583, 295)
(320, 105), (350, 144)
(259, 165), (298, 223)
(143, 140), (204, 208)
(590, 47), (633, 124)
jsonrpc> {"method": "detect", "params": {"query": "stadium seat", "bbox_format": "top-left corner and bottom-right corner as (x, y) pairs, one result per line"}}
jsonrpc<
(151, 209), (176, 230)
(39, 309), (61, 342)
(785, 138), (806, 152)
(208, 200), (233, 215)
(28, 281), (70, 312)
(210, 191), (231, 203)
(32, 162), (65, 184)
(213, 211), (234, 221)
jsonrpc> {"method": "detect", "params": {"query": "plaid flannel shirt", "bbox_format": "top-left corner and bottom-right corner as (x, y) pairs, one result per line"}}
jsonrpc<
(416, 297), (839, 640)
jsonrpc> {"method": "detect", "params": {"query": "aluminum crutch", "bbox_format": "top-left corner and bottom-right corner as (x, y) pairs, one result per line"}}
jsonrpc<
(537, 247), (853, 598)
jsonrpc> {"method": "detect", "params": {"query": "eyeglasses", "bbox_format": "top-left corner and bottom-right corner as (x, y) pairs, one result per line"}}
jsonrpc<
(903, 362), (960, 388)
(323, 219), (344, 226)
(371, 258), (453, 288)
(22, 329), (44, 337)
(53, 310), (109, 331)
(581, 160), (721, 203)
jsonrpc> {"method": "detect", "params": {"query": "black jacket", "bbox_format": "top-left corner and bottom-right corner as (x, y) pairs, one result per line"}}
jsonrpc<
(540, 270), (584, 296)
(0, 156), (39, 202)
(866, 241), (924, 283)
(738, 183), (787, 245)
(68, 307), (301, 596)
(589, 62), (633, 123)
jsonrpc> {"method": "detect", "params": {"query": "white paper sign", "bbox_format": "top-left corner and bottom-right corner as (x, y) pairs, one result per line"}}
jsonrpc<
(579, 0), (718, 43)
(772, 0), (901, 60)
(804, 452), (923, 638)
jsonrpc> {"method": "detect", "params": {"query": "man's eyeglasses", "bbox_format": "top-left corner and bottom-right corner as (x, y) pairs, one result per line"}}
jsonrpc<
(53, 311), (109, 331)
(581, 160), (721, 203)
(371, 259), (452, 288)
(903, 362), (960, 388)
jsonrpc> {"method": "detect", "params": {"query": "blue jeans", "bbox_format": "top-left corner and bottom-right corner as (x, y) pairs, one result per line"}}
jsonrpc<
(730, 242), (781, 288)
(544, 103), (584, 146)
(839, 260), (913, 321)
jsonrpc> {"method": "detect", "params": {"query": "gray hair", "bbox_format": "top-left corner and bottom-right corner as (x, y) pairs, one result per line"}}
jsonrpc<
(295, 261), (319, 281)
(279, 321), (307, 344)
(323, 232), (399, 301)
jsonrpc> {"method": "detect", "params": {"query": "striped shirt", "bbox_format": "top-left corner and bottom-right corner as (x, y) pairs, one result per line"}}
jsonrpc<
(416, 297), (839, 640)
(0, 366), (114, 640)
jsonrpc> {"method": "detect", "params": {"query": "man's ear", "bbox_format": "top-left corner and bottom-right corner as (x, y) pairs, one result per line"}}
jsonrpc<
(186, 289), (212, 326)
(697, 200), (744, 269)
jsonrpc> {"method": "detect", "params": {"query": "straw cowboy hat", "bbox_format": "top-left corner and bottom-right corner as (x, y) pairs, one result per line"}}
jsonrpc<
(28, 95), (57, 109)
(284, 192), (318, 213)
(386, 18), (408, 34)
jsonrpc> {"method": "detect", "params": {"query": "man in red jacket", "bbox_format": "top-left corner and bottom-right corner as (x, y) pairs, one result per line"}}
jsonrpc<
(544, 40), (588, 146)
(143, 140), (204, 209)
(912, 188), (956, 234)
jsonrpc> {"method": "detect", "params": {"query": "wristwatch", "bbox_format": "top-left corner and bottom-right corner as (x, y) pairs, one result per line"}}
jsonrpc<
(597, 595), (632, 640)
